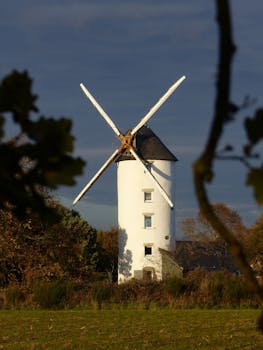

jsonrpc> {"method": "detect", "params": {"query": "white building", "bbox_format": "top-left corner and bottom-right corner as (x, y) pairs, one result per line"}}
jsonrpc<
(117, 126), (182, 283)
(72, 77), (186, 283)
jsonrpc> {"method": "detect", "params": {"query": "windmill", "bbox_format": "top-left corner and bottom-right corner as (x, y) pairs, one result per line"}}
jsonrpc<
(73, 76), (186, 283)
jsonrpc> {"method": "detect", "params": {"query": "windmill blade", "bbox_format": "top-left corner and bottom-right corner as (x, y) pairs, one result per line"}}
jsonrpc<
(73, 148), (120, 205)
(131, 75), (186, 135)
(80, 83), (121, 137)
(129, 148), (174, 208)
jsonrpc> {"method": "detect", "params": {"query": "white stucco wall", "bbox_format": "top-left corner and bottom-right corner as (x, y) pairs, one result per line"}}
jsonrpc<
(117, 158), (176, 283)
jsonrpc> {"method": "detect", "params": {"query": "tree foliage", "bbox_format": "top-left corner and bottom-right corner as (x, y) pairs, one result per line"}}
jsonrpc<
(96, 227), (118, 282)
(0, 199), (100, 288)
(0, 70), (85, 218)
(245, 214), (263, 279)
(181, 203), (247, 242)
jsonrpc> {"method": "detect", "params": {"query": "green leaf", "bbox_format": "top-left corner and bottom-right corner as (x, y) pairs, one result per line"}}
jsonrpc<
(246, 168), (263, 205)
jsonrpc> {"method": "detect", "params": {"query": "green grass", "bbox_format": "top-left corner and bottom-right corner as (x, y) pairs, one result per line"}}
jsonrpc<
(0, 309), (262, 349)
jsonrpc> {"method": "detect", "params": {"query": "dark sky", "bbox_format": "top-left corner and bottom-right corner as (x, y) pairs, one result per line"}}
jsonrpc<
(1, 1), (262, 232)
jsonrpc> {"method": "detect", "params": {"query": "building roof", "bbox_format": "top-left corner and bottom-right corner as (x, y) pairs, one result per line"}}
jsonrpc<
(174, 240), (239, 274)
(117, 125), (178, 162)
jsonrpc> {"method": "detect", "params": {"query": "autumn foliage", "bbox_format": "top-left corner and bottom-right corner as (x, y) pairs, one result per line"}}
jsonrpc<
(0, 199), (100, 288)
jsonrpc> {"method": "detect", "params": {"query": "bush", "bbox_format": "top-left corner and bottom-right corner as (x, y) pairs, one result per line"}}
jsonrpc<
(1, 270), (256, 309)
(184, 268), (209, 293)
(89, 281), (113, 309)
(223, 276), (249, 305)
(33, 279), (73, 309)
(113, 281), (138, 305)
(164, 276), (187, 297)
(5, 285), (26, 308)
(209, 271), (225, 305)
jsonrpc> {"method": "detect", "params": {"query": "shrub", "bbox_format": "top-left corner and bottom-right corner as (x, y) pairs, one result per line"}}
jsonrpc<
(33, 279), (73, 309)
(164, 276), (187, 297)
(209, 271), (225, 305)
(5, 285), (26, 308)
(223, 276), (249, 305)
(113, 281), (138, 305)
(184, 268), (209, 293)
(89, 281), (113, 309)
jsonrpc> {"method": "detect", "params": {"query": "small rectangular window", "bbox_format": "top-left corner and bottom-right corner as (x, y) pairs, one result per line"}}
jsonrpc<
(144, 192), (152, 202)
(144, 246), (152, 255)
(144, 215), (152, 228)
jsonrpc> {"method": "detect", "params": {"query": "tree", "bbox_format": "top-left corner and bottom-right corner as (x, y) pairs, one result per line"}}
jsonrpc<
(0, 70), (85, 218)
(181, 203), (247, 242)
(246, 214), (263, 280)
(38, 200), (100, 281)
(178, 203), (246, 273)
(96, 227), (118, 282)
(192, 0), (263, 329)
(0, 198), (100, 287)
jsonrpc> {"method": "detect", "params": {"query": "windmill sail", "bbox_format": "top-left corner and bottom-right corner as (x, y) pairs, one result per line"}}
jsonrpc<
(131, 76), (185, 135)
(129, 148), (174, 208)
(80, 83), (121, 137)
(73, 148), (120, 205)
(73, 76), (185, 204)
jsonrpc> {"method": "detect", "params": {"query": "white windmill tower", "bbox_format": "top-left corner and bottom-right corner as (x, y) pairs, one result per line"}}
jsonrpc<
(73, 76), (185, 283)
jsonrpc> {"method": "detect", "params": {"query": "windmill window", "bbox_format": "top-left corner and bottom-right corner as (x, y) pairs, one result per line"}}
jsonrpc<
(144, 192), (152, 202)
(144, 246), (152, 256)
(144, 215), (152, 228)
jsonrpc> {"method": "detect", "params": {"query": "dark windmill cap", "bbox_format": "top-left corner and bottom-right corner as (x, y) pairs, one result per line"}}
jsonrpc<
(117, 125), (178, 162)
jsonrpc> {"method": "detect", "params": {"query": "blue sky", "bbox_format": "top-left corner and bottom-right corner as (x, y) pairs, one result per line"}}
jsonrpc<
(1, 1), (262, 232)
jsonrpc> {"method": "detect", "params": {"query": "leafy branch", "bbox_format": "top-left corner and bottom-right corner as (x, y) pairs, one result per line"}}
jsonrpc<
(0, 70), (85, 218)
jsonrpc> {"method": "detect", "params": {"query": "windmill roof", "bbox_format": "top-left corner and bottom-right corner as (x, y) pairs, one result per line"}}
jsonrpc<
(117, 125), (178, 162)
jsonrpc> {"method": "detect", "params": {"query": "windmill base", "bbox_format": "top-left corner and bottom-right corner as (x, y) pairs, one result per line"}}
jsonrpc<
(118, 248), (182, 284)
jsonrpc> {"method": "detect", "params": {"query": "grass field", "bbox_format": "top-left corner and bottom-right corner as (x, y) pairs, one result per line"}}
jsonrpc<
(0, 309), (262, 349)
